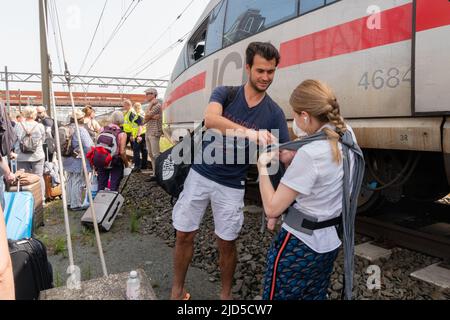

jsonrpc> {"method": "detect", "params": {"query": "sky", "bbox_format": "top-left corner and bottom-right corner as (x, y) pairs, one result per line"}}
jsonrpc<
(0, 0), (211, 97)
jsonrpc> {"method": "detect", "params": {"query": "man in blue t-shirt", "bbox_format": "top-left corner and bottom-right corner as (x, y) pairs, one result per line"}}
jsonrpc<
(171, 42), (290, 300)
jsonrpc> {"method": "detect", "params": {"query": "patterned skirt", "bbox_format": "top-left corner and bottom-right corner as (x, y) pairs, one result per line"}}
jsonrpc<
(263, 228), (339, 300)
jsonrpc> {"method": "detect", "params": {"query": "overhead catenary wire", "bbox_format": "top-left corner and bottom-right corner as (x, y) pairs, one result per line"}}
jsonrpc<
(131, 32), (190, 78)
(121, 0), (197, 77)
(47, 0), (63, 74)
(123, 33), (189, 93)
(77, 0), (109, 75)
(51, 0), (109, 277)
(40, 0), (75, 274)
(84, 0), (142, 76)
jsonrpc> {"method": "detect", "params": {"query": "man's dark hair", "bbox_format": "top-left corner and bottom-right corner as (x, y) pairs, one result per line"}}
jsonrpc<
(246, 42), (280, 67)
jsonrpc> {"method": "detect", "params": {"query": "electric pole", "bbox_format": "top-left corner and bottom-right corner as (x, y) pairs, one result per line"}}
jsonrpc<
(4, 66), (10, 115)
(39, 0), (51, 116)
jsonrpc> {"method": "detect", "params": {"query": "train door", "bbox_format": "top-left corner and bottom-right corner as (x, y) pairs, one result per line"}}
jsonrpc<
(413, 0), (450, 114)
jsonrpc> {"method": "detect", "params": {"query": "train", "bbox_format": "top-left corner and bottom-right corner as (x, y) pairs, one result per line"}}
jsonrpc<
(162, 0), (450, 211)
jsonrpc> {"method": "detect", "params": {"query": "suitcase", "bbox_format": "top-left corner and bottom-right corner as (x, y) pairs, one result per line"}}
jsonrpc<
(8, 179), (44, 230)
(43, 173), (62, 200)
(81, 173), (131, 232)
(81, 191), (124, 231)
(4, 190), (34, 240)
(8, 238), (54, 300)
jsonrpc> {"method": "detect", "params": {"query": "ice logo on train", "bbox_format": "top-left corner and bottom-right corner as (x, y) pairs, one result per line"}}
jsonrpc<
(162, 155), (175, 181)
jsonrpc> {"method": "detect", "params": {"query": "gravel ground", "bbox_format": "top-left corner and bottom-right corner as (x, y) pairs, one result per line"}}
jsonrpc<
(37, 173), (450, 300)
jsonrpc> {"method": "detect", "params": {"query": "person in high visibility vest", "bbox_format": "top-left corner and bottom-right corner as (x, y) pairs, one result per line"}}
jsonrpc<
(133, 102), (148, 171)
(122, 99), (147, 173)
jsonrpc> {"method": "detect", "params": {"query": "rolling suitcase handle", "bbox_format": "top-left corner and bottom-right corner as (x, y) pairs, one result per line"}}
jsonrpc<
(119, 170), (133, 194)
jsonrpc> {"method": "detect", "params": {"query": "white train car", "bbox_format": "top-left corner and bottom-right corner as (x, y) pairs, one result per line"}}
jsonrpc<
(163, 0), (450, 210)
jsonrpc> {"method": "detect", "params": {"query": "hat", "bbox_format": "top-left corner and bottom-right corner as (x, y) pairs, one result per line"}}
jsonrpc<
(70, 109), (85, 120)
(145, 88), (158, 96)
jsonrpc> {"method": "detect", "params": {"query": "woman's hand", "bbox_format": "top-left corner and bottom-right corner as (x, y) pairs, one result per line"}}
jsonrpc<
(257, 151), (278, 169)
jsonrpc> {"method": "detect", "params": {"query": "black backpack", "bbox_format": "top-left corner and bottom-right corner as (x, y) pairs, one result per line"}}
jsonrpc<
(155, 86), (239, 200)
(41, 117), (56, 154)
(0, 103), (17, 158)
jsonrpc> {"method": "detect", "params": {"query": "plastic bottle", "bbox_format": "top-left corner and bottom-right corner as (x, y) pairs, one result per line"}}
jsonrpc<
(91, 175), (98, 199)
(126, 270), (140, 300)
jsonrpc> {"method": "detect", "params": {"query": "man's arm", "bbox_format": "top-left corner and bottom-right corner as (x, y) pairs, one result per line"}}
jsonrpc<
(145, 100), (162, 122)
(204, 102), (275, 145)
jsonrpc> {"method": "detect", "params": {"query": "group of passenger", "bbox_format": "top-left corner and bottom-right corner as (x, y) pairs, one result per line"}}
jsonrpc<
(121, 87), (163, 181)
(0, 89), (163, 212)
(64, 89), (163, 210)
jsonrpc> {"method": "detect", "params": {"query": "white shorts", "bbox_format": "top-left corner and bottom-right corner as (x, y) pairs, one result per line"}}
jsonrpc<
(172, 169), (245, 241)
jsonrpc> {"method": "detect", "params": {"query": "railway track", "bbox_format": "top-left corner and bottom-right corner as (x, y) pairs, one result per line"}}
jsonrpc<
(356, 198), (450, 262)
(356, 216), (450, 262)
(245, 181), (450, 262)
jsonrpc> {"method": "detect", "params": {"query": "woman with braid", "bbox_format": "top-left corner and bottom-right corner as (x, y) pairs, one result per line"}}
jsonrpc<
(257, 80), (361, 300)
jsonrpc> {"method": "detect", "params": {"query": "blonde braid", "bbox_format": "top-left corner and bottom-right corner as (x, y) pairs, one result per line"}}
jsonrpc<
(327, 99), (347, 136)
(290, 79), (347, 163)
(322, 99), (346, 163)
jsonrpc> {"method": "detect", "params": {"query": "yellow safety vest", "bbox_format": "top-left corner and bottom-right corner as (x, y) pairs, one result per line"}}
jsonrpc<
(125, 110), (147, 138)
(123, 110), (135, 134)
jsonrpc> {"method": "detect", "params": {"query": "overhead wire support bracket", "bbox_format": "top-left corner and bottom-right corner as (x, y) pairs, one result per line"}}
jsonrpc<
(0, 71), (168, 89)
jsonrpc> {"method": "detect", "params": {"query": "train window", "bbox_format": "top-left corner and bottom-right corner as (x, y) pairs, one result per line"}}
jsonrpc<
(187, 19), (209, 66)
(300, 0), (338, 15)
(299, 0), (323, 14)
(205, 0), (227, 56)
(171, 44), (187, 81)
(223, 0), (298, 47)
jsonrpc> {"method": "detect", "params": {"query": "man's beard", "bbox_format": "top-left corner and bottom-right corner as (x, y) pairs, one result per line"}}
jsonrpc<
(249, 77), (271, 93)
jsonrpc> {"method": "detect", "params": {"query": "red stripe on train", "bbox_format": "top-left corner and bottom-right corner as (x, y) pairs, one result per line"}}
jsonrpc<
(165, 2), (450, 107)
(416, 0), (450, 32)
(278, 4), (412, 69)
(164, 72), (206, 109)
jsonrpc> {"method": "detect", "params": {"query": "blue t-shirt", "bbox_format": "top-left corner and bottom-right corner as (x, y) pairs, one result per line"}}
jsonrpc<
(192, 85), (290, 189)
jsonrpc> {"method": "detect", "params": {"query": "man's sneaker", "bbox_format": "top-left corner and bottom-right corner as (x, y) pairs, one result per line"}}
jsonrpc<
(146, 176), (157, 182)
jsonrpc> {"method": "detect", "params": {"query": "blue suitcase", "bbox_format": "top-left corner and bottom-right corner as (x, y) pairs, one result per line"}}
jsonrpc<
(4, 189), (35, 240)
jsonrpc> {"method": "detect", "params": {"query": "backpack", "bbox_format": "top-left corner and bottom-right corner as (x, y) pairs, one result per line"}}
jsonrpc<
(58, 124), (76, 157)
(0, 103), (18, 157)
(19, 122), (39, 154)
(41, 117), (56, 154)
(155, 86), (239, 200)
(87, 125), (121, 169)
(45, 136), (57, 155)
